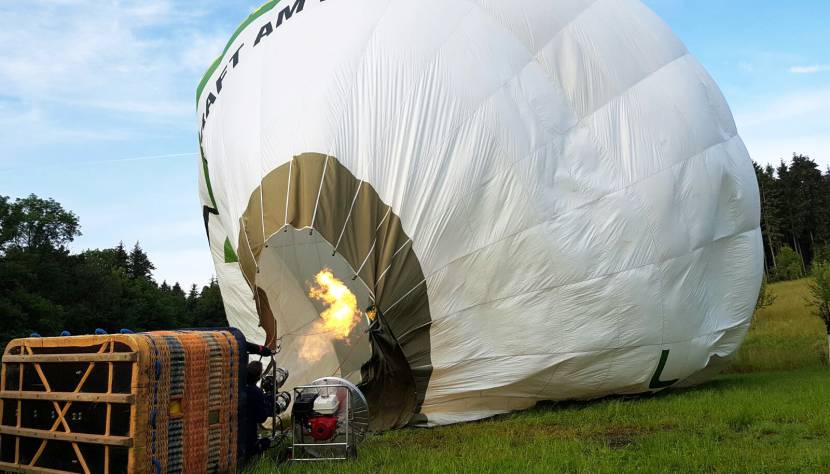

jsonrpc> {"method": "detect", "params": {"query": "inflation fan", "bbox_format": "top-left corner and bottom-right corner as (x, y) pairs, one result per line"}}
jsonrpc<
(291, 377), (370, 461)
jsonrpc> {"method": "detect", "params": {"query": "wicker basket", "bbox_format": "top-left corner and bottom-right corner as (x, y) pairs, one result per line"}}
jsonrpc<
(0, 329), (247, 474)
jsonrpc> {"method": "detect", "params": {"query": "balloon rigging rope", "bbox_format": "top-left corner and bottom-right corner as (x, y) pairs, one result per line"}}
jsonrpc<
(352, 207), (393, 279)
(374, 238), (412, 289)
(240, 220), (259, 278)
(384, 278), (427, 314)
(310, 155), (332, 230)
(327, 325), (372, 378)
(259, 175), (266, 241)
(333, 181), (363, 253)
(283, 159), (293, 227)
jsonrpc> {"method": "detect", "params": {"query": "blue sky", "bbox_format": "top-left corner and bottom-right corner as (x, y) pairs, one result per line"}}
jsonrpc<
(1, 1), (828, 287)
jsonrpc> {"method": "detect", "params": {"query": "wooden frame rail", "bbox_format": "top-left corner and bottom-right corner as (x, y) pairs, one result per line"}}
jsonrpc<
(0, 460), (82, 474)
(0, 426), (133, 447)
(3, 353), (137, 363)
(0, 391), (134, 404)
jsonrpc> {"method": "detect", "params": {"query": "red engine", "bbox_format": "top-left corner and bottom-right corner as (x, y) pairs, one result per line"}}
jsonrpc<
(291, 379), (367, 461)
(308, 415), (339, 441)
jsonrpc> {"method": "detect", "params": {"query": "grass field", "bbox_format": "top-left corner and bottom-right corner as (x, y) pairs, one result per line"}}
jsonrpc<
(245, 279), (830, 473)
(732, 279), (828, 373)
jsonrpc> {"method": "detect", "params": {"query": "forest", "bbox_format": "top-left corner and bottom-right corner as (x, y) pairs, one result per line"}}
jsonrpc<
(755, 154), (830, 280)
(0, 193), (228, 347)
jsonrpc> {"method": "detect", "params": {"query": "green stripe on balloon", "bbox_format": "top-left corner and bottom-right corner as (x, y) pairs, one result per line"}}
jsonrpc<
(201, 146), (218, 211)
(196, 0), (285, 102)
(224, 237), (239, 264)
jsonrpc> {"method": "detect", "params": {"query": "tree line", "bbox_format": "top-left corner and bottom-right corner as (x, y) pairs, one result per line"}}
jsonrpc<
(0, 194), (228, 348)
(754, 154), (830, 281)
(1, 153), (828, 347)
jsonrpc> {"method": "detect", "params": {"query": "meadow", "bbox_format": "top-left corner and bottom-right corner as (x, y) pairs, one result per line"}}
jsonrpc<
(245, 278), (830, 473)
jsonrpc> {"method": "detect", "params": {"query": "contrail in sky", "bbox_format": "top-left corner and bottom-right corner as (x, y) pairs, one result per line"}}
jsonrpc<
(1, 152), (199, 172)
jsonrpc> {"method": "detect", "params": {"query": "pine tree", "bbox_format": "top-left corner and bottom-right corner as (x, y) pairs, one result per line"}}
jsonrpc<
(190, 278), (228, 328)
(789, 154), (825, 265)
(113, 241), (129, 270)
(754, 162), (784, 271)
(775, 155), (821, 271)
(127, 242), (155, 280)
(816, 167), (830, 251)
(187, 284), (199, 302)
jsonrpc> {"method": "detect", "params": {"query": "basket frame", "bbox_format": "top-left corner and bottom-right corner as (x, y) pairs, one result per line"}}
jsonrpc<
(0, 335), (143, 474)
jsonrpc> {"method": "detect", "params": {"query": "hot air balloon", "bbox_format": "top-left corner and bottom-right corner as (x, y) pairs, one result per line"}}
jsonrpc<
(197, 0), (763, 430)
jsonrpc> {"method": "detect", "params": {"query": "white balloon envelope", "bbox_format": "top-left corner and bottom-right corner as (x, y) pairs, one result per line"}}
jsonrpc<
(197, 0), (763, 429)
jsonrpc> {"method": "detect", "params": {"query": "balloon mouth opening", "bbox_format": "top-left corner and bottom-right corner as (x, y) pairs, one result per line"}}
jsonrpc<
(233, 153), (434, 428)
(258, 227), (373, 382)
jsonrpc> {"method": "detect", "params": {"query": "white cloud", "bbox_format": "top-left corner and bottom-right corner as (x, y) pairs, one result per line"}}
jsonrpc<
(734, 88), (830, 127)
(0, 0), (252, 286)
(0, 0), (230, 146)
(0, 100), (133, 154)
(789, 64), (830, 74)
(734, 88), (830, 169)
(67, 99), (192, 117)
(737, 61), (755, 73)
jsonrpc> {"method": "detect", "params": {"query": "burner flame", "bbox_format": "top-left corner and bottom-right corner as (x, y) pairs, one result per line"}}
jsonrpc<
(299, 269), (361, 362)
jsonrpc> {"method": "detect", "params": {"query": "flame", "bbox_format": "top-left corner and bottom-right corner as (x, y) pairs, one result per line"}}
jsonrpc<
(298, 336), (327, 363)
(308, 269), (360, 338)
(299, 269), (361, 362)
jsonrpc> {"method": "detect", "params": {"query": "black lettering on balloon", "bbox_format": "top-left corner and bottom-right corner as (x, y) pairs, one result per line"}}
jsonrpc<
(204, 0), (321, 131)
(254, 22), (273, 46)
(230, 43), (245, 68)
(205, 92), (217, 119)
(277, 0), (306, 27)
(649, 349), (679, 389)
(216, 66), (228, 94)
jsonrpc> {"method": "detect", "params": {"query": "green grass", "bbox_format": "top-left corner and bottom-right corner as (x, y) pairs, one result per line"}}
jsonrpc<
(732, 278), (828, 372)
(244, 279), (830, 473)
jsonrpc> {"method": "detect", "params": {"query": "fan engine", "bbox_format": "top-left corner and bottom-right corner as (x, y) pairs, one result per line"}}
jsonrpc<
(291, 377), (369, 461)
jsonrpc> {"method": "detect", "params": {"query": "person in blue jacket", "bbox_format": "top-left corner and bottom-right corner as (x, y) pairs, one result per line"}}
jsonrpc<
(244, 361), (271, 460)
